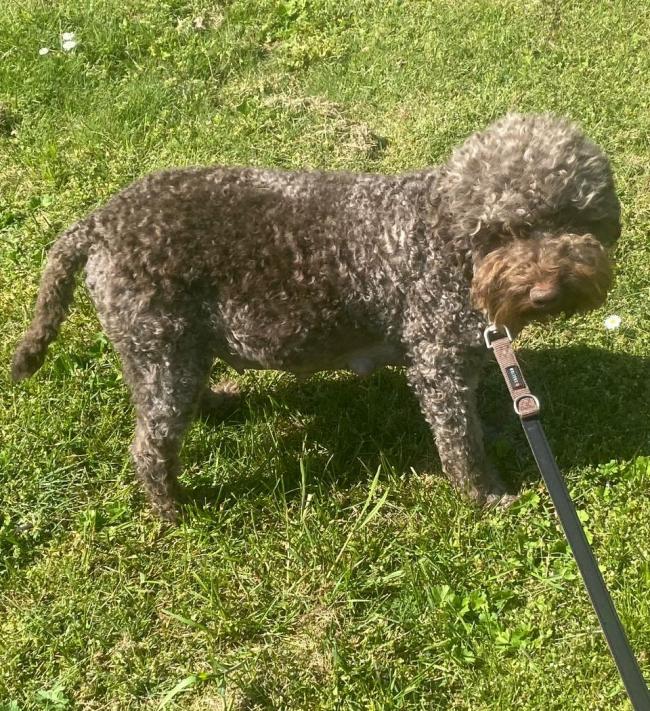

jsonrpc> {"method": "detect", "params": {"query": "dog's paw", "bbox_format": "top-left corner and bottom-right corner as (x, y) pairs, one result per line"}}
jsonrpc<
(484, 492), (520, 510)
(199, 380), (241, 420)
(465, 470), (518, 510)
(150, 484), (186, 524)
(153, 500), (181, 524)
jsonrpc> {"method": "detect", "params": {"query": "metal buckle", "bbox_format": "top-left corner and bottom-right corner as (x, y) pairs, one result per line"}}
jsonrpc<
(514, 394), (540, 416)
(483, 324), (512, 349)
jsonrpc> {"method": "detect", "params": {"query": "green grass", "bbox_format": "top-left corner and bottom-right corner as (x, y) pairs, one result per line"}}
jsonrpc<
(1, 0), (650, 708)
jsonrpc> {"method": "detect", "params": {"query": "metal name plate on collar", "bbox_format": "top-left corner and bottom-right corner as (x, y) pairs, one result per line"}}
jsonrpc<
(483, 324), (540, 418)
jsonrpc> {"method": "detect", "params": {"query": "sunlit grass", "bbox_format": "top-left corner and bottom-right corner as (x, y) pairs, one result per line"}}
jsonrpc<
(1, 1), (649, 708)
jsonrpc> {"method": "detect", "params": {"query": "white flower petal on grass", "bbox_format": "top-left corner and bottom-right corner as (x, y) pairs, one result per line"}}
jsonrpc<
(60, 31), (77, 51)
(604, 314), (622, 331)
(38, 47), (50, 55)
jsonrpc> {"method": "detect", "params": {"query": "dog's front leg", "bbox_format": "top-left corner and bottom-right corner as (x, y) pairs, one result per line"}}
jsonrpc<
(407, 342), (508, 504)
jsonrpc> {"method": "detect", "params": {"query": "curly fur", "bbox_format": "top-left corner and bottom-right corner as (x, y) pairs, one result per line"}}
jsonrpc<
(472, 233), (612, 331)
(12, 113), (620, 520)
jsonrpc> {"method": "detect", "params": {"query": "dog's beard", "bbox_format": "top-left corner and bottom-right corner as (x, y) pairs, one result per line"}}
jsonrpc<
(471, 234), (613, 332)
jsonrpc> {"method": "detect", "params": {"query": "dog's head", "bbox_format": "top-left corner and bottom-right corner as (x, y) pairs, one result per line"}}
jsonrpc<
(439, 113), (620, 333)
(470, 232), (613, 333)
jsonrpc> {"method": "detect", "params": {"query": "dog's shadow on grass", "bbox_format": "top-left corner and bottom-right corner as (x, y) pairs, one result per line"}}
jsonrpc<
(522, 346), (647, 454)
(189, 345), (650, 506)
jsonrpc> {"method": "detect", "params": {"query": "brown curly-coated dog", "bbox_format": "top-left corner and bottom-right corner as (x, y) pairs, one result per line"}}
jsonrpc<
(12, 114), (620, 521)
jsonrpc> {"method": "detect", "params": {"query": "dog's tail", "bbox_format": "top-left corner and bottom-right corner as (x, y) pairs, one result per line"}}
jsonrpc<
(12, 222), (93, 382)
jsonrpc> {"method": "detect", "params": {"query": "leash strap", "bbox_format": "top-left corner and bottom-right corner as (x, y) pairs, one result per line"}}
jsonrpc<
(485, 325), (650, 710)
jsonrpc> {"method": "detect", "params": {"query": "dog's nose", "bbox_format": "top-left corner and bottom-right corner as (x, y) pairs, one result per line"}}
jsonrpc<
(529, 284), (560, 307)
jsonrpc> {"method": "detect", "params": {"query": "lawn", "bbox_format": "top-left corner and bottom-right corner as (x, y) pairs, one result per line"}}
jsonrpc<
(1, 1), (650, 709)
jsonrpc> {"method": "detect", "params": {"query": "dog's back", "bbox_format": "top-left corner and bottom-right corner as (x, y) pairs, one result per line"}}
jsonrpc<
(15, 164), (436, 381)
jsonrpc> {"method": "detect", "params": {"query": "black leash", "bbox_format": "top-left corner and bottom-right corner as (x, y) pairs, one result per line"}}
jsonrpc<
(485, 325), (650, 711)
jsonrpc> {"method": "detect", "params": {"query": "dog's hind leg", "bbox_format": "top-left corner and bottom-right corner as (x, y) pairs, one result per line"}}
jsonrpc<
(117, 335), (215, 522)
